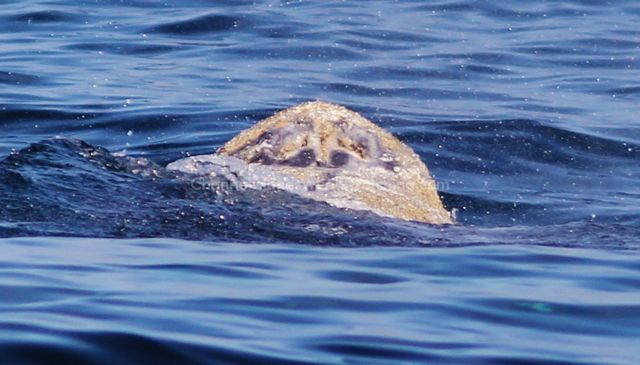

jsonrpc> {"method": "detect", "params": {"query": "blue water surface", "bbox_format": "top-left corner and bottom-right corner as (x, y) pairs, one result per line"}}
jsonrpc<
(1, 1), (639, 364)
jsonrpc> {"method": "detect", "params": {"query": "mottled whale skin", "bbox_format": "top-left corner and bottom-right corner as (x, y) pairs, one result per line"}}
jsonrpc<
(168, 101), (453, 225)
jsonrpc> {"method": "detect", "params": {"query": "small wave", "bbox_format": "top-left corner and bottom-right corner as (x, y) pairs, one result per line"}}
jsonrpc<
(224, 45), (364, 61)
(7, 10), (80, 23)
(411, 119), (640, 172)
(0, 107), (101, 124)
(147, 14), (242, 35)
(551, 57), (639, 69)
(342, 66), (467, 81)
(605, 86), (640, 96)
(0, 71), (42, 86)
(321, 83), (518, 101)
(65, 42), (183, 56)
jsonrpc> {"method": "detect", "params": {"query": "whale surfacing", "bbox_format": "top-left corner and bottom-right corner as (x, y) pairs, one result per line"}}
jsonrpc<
(169, 101), (452, 224)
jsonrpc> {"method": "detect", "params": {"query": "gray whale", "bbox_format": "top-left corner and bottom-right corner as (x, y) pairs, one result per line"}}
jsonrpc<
(168, 101), (452, 224)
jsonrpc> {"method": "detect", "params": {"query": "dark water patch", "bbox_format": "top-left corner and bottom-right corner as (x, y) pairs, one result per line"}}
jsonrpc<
(322, 83), (518, 101)
(478, 3), (587, 20)
(338, 38), (411, 52)
(224, 45), (364, 61)
(0, 342), (99, 365)
(510, 45), (580, 56)
(604, 86), (640, 97)
(571, 37), (640, 50)
(465, 64), (517, 75)
(346, 29), (446, 44)
(403, 119), (640, 226)
(118, 263), (276, 280)
(93, 111), (187, 133)
(415, 1), (602, 20)
(215, 296), (432, 313)
(420, 51), (531, 67)
(342, 65), (467, 81)
(551, 57), (639, 69)
(502, 103), (585, 115)
(0, 71), (42, 86)
(311, 342), (444, 362)
(82, 331), (317, 365)
(0, 170), (32, 188)
(318, 270), (406, 284)
(0, 329), (317, 365)
(65, 42), (183, 56)
(0, 138), (133, 172)
(307, 335), (480, 364)
(7, 10), (81, 24)
(475, 357), (597, 365)
(441, 192), (545, 226)
(413, 1), (479, 13)
(0, 108), (101, 125)
(412, 119), (640, 171)
(147, 14), (242, 35)
(0, 284), (95, 305)
(245, 14), (312, 40)
(253, 24), (306, 39)
(468, 299), (640, 336)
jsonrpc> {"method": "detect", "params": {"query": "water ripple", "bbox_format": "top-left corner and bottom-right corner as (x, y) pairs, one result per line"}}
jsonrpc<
(148, 14), (242, 35)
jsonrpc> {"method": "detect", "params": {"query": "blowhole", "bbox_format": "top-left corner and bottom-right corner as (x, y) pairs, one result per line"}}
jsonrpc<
(330, 150), (350, 168)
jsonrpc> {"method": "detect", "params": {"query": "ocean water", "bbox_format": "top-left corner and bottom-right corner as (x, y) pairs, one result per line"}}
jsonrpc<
(1, 0), (639, 364)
